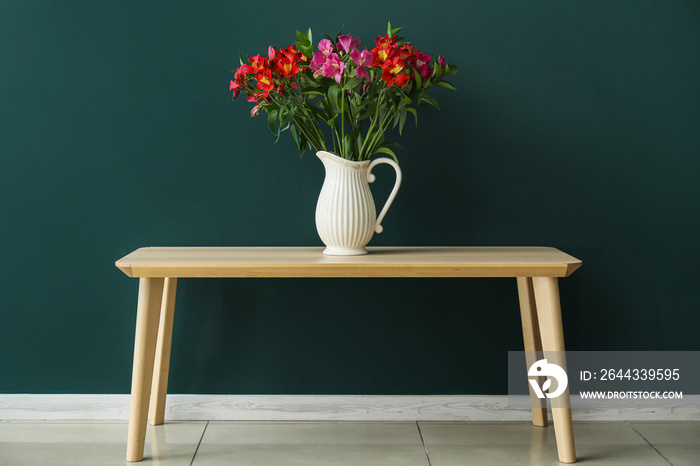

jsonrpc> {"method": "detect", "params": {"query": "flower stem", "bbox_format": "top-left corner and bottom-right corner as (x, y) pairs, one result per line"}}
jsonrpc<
(341, 91), (346, 159)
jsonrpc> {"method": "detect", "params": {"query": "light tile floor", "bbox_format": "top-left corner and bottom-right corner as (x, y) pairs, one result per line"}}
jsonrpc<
(0, 420), (697, 465)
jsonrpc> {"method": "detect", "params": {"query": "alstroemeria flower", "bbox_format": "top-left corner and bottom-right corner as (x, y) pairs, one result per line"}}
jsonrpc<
(248, 54), (269, 73)
(309, 51), (327, 77)
(321, 53), (345, 83)
(237, 64), (256, 76)
(246, 91), (268, 117)
(229, 79), (244, 99)
(309, 41), (335, 78)
(414, 51), (432, 78)
(275, 45), (303, 77)
(318, 39), (334, 56)
(337, 34), (361, 54)
(350, 49), (372, 79)
(255, 69), (275, 97)
(381, 56), (409, 88)
(279, 45), (303, 62)
(276, 57), (300, 78)
(398, 43), (416, 62)
(230, 66), (253, 99)
(371, 34), (397, 67)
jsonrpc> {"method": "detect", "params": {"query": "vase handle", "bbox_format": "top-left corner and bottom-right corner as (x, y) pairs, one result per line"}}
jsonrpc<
(367, 158), (402, 234)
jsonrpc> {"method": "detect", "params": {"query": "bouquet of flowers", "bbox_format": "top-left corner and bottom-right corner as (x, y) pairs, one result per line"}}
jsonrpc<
(230, 22), (457, 162)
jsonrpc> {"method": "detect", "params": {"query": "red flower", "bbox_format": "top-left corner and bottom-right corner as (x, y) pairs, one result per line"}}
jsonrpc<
(248, 54), (269, 73)
(229, 79), (244, 99)
(398, 43), (416, 64)
(281, 45), (303, 62)
(246, 91), (270, 117)
(371, 34), (398, 67)
(381, 56), (410, 88)
(255, 68), (275, 98)
(274, 45), (303, 78)
(237, 64), (256, 76)
(230, 65), (254, 100)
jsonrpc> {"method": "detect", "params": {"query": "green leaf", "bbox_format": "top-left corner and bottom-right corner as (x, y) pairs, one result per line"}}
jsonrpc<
(357, 100), (377, 121)
(406, 107), (418, 128)
(290, 123), (300, 147)
(342, 77), (362, 91)
(413, 68), (422, 90)
(444, 63), (459, 75)
(280, 106), (296, 128)
(419, 96), (440, 110)
(296, 30), (310, 46)
(267, 109), (278, 134)
(295, 29), (314, 57)
(309, 106), (328, 121)
(321, 97), (333, 119)
(343, 131), (357, 159)
(374, 146), (399, 164)
(398, 108), (407, 135)
(327, 84), (341, 112)
(432, 61), (443, 80)
(290, 123), (308, 155)
(434, 81), (457, 91)
(325, 114), (338, 127)
(301, 88), (324, 95)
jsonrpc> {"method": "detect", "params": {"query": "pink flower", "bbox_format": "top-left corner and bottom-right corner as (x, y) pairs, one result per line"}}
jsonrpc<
(309, 39), (336, 78)
(414, 51), (432, 78)
(321, 53), (345, 83)
(309, 51), (327, 78)
(350, 49), (373, 79)
(318, 39), (334, 56)
(337, 34), (361, 54)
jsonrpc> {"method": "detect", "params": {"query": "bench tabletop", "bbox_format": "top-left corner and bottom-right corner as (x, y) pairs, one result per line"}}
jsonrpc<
(115, 246), (581, 278)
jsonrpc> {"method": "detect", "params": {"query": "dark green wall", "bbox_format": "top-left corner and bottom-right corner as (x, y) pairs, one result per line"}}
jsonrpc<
(1, 1), (698, 395)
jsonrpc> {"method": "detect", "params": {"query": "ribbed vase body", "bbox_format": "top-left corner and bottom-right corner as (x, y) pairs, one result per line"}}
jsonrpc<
(315, 151), (376, 255)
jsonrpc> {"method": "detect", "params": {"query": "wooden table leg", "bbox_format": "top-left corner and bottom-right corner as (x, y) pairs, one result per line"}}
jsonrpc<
(127, 277), (165, 462)
(149, 277), (178, 426)
(532, 276), (576, 464)
(516, 277), (548, 427)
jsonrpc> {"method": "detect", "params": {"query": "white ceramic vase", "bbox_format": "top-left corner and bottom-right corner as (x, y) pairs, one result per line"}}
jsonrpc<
(315, 150), (402, 255)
